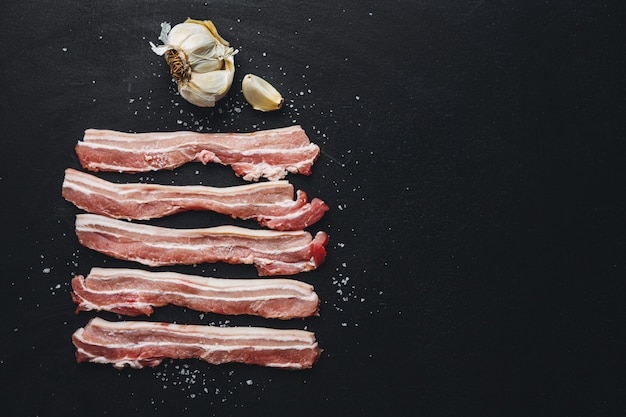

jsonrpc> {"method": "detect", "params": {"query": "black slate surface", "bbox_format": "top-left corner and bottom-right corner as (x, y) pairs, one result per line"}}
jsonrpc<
(1, 1), (624, 416)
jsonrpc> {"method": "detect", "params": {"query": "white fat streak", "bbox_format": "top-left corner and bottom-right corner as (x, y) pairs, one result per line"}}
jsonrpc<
(82, 290), (317, 303)
(83, 129), (198, 142)
(83, 161), (158, 172)
(78, 299), (154, 312)
(104, 240), (310, 256)
(64, 169), (296, 203)
(77, 338), (316, 352)
(80, 282), (317, 301)
(238, 143), (319, 156)
(77, 140), (317, 155)
(76, 214), (308, 239)
(87, 317), (316, 342)
(88, 267), (314, 294)
(83, 125), (303, 143)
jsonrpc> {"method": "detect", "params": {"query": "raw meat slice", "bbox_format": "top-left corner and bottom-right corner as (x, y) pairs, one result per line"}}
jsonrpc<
(75, 125), (320, 181)
(74, 214), (328, 276)
(62, 168), (328, 230)
(72, 317), (320, 369)
(71, 267), (320, 319)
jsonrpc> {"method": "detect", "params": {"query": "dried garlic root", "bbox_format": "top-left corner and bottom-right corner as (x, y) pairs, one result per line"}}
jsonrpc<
(242, 74), (284, 112)
(150, 19), (238, 107)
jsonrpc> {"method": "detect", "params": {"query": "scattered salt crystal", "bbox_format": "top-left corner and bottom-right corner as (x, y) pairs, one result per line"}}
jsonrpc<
(42, 268), (51, 274)
(246, 379), (253, 385)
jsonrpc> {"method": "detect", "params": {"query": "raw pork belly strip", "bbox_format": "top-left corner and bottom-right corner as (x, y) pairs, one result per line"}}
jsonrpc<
(62, 168), (328, 230)
(72, 267), (320, 319)
(73, 317), (320, 369)
(75, 125), (320, 181)
(75, 214), (328, 276)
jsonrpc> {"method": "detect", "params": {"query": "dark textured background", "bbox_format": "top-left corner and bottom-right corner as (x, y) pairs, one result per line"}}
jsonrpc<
(1, 1), (624, 416)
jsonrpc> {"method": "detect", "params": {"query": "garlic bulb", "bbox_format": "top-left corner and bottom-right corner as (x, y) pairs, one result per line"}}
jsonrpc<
(242, 74), (284, 112)
(150, 19), (238, 107)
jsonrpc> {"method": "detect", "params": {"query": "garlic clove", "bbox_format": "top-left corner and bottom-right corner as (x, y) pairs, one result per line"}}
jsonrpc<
(179, 57), (235, 107)
(189, 57), (224, 74)
(241, 74), (284, 112)
(181, 33), (218, 57)
(166, 22), (210, 49)
(185, 19), (231, 47)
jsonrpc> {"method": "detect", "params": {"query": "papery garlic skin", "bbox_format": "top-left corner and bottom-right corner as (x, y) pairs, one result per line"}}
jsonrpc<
(242, 74), (284, 112)
(150, 19), (237, 107)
